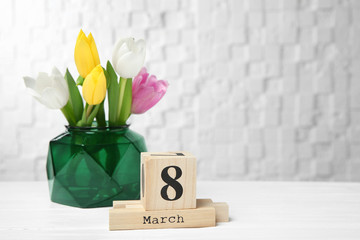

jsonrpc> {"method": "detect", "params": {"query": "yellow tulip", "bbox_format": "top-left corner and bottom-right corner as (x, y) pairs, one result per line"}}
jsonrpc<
(82, 65), (106, 105)
(74, 29), (100, 78)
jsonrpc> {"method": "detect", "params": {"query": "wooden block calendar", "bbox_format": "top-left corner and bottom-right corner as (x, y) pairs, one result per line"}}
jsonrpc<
(141, 152), (197, 210)
(109, 152), (229, 230)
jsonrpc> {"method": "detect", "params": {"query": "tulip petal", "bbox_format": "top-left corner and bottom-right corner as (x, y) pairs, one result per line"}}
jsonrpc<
(53, 76), (69, 102)
(76, 29), (86, 46)
(51, 67), (62, 77)
(36, 72), (52, 92)
(82, 65), (106, 105)
(112, 37), (146, 78)
(38, 87), (67, 109)
(132, 75), (144, 96)
(88, 33), (100, 66)
(116, 53), (144, 78)
(92, 71), (106, 105)
(131, 69), (168, 114)
(147, 75), (158, 85)
(116, 39), (132, 59)
(23, 67), (69, 109)
(23, 76), (36, 89)
(82, 74), (95, 105)
(24, 76), (42, 98)
(112, 38), (132, 68)
(131, 87), (153, 114)
(137, 88), (163, 113)
(154, 79), (169, 92)
(52, 67), (68, 91)
(132, 67), (149, 95)
(132, 88), (165, 114)
(134, 39), (146, 55)
(54, 86), (69, 108)
(75, 34), (96, 78)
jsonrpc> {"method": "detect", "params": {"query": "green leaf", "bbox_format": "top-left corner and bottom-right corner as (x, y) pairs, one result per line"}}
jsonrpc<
(76, 76), (84, 86)
(60, 101), (76, 126)
(117, 78), (132, 125)
(65, 69), (84, 124)
(106, 61), (117, 82)
(102, 67), (111, 89)
(106, 61), (119, 126)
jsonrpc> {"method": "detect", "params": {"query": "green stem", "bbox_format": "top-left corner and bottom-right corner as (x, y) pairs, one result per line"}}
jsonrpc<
(116, 77), (127, 122)
(118, 78), (132, 125)
(61, 101), (76, 126)
(86, 105), (94, 118)
(86, 104), (101, 125)
(77, 103), (89, 127)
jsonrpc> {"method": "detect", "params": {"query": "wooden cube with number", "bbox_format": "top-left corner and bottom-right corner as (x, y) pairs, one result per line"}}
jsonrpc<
(140, 152), (197, 211)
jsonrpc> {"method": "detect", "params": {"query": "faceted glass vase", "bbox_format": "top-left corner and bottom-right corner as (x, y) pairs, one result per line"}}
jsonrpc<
(46, 125), (147, 208)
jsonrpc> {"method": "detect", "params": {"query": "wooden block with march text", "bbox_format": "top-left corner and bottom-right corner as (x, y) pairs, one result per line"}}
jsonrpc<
(141, 152), (196, 211)
(109, 199), (216, 230)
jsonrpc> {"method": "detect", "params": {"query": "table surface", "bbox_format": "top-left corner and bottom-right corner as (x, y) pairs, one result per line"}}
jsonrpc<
(1, 181), (360, 240)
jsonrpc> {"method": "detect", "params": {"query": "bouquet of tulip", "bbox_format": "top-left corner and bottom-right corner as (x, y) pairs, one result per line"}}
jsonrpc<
(24, 30), (168, 127)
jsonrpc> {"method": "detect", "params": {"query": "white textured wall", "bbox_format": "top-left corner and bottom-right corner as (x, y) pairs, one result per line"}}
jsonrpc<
(1, 0), (360, 181)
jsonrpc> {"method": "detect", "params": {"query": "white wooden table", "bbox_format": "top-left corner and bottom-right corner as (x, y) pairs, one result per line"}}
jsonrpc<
(0, 181), (360, 240)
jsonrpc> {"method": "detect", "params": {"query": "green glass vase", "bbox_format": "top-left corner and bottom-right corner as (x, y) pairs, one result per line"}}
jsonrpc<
(46, 124), (147, 208)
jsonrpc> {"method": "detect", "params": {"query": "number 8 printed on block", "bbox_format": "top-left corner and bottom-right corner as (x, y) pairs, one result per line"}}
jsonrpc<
(161, 166), (183, 201)
(140, 152), (197, 211)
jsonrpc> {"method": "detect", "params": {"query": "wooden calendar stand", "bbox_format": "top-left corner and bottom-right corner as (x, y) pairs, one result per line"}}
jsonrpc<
(109, 152), (229, 230)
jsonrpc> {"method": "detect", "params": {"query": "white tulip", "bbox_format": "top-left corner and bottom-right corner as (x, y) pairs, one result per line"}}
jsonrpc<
(112, 37), (146, 78)
(23, 67), (69, 109)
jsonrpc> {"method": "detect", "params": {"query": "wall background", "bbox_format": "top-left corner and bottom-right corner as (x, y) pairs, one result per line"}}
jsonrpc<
(1, 0), (360, 181)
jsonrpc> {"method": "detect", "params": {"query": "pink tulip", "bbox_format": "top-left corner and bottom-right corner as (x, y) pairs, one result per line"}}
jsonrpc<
(132, 67), (168, 114)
